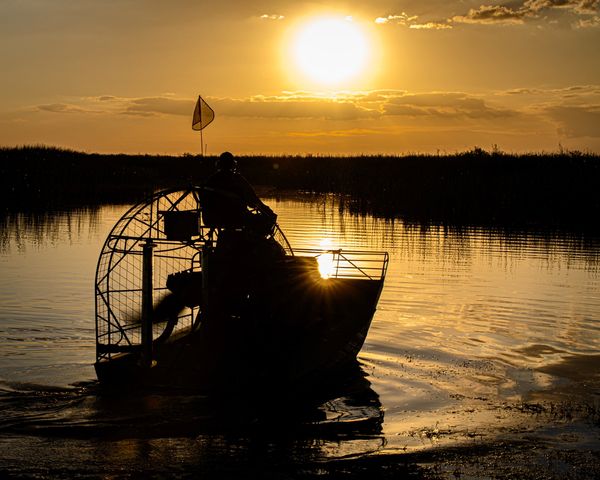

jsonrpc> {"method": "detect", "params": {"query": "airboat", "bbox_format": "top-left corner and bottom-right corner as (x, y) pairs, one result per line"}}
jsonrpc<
(94, 187), (388, 391)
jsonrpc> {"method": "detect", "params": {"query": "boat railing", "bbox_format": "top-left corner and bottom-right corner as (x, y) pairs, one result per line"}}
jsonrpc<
(294, 248), (389, 281)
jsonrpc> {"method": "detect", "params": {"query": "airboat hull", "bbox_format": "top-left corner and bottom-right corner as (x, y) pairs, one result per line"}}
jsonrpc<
(95, 273), (384, 391)
(94, 187), (388, 392)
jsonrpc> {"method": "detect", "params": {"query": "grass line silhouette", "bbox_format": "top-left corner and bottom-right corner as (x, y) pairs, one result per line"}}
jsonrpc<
(2, 145), (599, 232)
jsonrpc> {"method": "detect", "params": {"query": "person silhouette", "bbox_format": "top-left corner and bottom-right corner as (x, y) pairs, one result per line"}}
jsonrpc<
(202, 151), (276, 236)
(200, 152), (282, 320)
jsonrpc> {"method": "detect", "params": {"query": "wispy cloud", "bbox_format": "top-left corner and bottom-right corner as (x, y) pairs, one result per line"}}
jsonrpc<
(382, 93), (517, 119)
(526, 0), (600, 15)
(374, 13), (418, 25)
(30, 91), (509, 122)
(123, 97), (192, 116)
(375, 12), (452, 30)
(212, 96), (380, 120)
(573, 0), (600, 15)
(288, 128), (380, 138)
(409, 22), (453, 30)
(452, 5), (529, 25)
(375, 2), (599, 29)
(495, 85), (600, 137)
(211, 91), (518, 121)
(452, 0), (599, 25)
(37, 103), (103, 114)
(31, 86), (600, 140)
(575, 14), (600, 26)
(16, 86), (600, 154)
(545, 105), (600, 137)
(260, 14), (284, 21)
(499, 84), (600, 97)
(36, 96), (192, 117)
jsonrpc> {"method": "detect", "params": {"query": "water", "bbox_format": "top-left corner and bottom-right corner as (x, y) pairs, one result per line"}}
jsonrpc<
(1, 195), (599, 477)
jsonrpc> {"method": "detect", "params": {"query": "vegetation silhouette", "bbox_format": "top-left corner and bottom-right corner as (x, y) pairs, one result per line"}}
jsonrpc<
(2, 145), (599, 232)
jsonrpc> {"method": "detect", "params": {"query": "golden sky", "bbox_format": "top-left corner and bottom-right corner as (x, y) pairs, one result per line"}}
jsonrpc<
(1, 0), (599, 154)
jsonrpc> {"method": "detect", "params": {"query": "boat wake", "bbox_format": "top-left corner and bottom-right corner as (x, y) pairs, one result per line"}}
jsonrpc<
(0, 368), (384, 440)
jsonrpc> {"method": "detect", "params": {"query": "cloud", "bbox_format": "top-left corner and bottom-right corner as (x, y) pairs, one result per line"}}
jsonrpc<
(452, 0), (599, 25)
(409, 22), (453, 30)
(33, 88), (600, 140)
(504, 88), (543, 95)
(381, 93), (517, 119)
(374, 12), (452, 30)
(90, 93), (382, 121)
(21, 86), (600, 153)
(212, 96), (380, 120)
(35, 96), (194, 118)
(287, 128), (380, 138)
(260, 14), (284, 21)
(524, 1), (599, 15)
(123, 97), (192, 116)
(374, 13), (418, 25)
(372, 3), (596, 29)
(492, 85), (600, 137)
(499, 84), (600, 98)
(452, 5), (530, 25)
(573, 0), (600, 14)
(575, 14), (600, 25)
(37, 103), (101, 114)
(545, 105), (600, 137)
(34, 91), (517, 122)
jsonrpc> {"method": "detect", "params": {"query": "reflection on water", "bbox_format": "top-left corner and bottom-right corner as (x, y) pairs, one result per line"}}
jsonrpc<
(0, 209), (102, 253)
(0, 364), (383, 441)
(271, 196), (600, 445)
(0, 366), (385, 475)
(1, 194), (599, 474)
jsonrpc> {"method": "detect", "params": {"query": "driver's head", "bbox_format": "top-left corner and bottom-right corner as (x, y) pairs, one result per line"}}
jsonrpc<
(216, 151), (236, 172)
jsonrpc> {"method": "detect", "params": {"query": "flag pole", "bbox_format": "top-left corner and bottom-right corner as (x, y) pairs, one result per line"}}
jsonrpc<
(199, 96), (204, 156)
(193, 95), (214, 156)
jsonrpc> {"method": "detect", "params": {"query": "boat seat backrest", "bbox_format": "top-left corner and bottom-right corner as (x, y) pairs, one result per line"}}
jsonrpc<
(199, 187), (248, 229)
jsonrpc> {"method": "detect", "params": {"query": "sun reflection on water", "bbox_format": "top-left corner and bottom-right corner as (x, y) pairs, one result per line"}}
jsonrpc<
(317, 238), (335, 279)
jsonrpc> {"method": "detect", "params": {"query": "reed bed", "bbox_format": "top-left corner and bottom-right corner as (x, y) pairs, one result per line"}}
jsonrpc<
(2, 145), (599, 232)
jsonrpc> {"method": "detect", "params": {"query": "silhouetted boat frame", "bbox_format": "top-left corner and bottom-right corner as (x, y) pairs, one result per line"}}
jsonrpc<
(94, 187), (388, 390)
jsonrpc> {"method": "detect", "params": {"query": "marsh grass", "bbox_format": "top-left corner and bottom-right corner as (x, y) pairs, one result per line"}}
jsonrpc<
(2, 145), (599, 232)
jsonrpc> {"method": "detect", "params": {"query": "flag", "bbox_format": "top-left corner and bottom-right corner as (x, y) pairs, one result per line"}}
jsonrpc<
(192, 96), (215, 131)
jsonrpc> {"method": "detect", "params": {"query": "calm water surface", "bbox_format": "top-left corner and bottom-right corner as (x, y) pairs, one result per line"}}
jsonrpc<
(1, 194), (599, 475)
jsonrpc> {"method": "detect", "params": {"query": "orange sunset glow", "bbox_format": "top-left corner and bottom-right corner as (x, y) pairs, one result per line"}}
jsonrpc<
(1, 1), (599, 154)
(2, 2), (600, 478)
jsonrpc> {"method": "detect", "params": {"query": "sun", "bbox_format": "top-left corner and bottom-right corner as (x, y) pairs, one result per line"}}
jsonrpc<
(292, 17), (370, 85)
